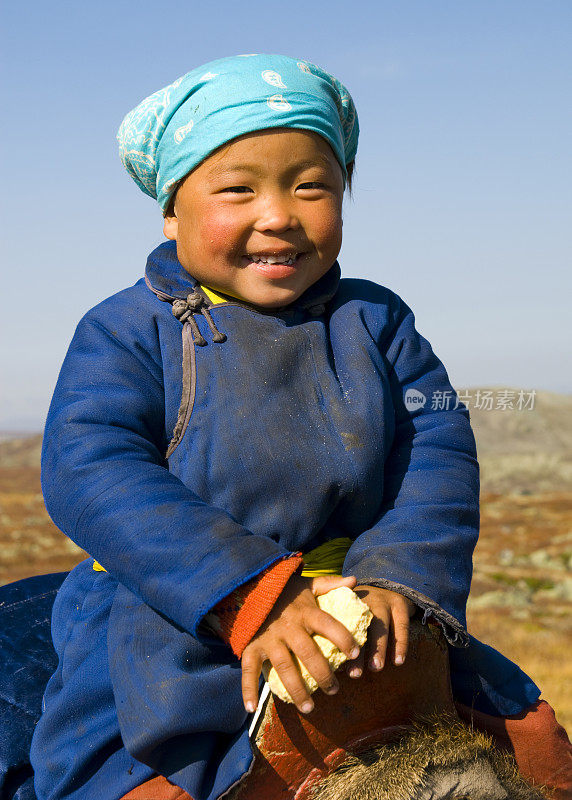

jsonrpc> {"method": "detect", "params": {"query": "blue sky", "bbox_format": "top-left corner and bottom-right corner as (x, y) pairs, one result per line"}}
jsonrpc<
(2, 0), (571, 429)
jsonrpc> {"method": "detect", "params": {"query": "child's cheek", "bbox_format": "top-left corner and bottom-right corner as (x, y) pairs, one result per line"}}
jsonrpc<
(197, 210), (243, 263)
(321, 216), (343, 246)
(314, 207), (343, 254)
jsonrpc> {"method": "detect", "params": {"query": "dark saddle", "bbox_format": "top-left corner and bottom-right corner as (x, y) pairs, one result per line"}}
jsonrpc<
(0, 573), (67, 800)
(1, 576), (541, 800)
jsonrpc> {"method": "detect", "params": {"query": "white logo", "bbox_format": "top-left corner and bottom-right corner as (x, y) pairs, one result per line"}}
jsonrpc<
(200, 72), (218, 81)
(297, 62), (312, 74)
(267, 94), (292, 112)
(261, 70), (286, 88)
(174, 119), (194, 144)
(404, 388), (427, 411)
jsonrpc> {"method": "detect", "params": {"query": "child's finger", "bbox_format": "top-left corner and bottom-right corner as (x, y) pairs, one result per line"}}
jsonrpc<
(391, 602), (411, 666)
(267, 642), (316, 714)
(286, 629), (340, 697)
(241, 646), (263, 713)
(347, 646), (364, 678)
(366, 612), (390, 671)
(310, 574), (357, 597)
(308, 605), (361, 661)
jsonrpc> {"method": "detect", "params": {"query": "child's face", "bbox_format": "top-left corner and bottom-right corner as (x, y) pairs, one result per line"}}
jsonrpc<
(163, 128), (344, 308)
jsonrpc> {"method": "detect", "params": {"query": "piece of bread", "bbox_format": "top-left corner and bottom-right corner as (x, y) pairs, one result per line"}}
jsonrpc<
(263, 586), (373, 703)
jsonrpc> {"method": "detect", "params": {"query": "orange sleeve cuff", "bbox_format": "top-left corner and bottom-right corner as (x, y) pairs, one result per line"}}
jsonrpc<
(212, 554), (304, 658)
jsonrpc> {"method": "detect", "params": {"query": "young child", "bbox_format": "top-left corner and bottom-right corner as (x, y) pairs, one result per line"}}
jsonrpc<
(30, 54), (571, 800)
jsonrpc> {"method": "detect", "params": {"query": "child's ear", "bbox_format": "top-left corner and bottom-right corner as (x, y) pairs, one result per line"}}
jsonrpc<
(163, 193), (179, 240)
(163, 210), (178, 241)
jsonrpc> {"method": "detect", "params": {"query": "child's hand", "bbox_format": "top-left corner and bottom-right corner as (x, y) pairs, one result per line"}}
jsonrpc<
(346, 585), (415, 677)
(241, 573), (359, 715)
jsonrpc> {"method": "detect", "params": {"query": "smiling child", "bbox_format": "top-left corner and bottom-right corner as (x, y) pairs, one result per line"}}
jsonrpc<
(30, 55), (571, 800)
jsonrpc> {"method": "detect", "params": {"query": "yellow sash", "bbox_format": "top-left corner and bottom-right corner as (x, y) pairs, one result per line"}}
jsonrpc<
(92, 537), (352, 577)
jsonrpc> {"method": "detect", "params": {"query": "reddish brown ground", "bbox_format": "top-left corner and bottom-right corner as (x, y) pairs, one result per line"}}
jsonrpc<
(1, 469), (570, 728)
(0, 467), (87, 583)
(469, 492), (572, 729)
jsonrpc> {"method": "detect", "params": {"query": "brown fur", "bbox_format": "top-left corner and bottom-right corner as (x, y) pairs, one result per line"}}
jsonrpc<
(310, 714), (548, 800)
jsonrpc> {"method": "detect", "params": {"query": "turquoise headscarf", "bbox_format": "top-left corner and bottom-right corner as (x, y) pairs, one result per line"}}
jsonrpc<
(117, 54), (359, 211)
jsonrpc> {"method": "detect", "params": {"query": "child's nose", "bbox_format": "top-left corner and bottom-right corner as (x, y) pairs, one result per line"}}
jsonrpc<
(254, 193), (300, 233)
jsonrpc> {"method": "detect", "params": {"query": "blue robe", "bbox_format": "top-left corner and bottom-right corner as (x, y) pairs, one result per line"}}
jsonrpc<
(30, 242), (539, 800)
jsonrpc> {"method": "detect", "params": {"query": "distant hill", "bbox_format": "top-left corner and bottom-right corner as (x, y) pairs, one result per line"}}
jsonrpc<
(467, 389), (572, 494)
(1, 390), (570, 493)
(0, 434), (42, 468)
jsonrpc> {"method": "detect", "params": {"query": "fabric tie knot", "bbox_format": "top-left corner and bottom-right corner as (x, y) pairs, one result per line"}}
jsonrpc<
(172, 290), (226, 346)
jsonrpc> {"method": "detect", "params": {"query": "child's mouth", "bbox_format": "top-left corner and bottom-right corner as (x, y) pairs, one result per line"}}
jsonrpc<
(242, 252), (303, 278)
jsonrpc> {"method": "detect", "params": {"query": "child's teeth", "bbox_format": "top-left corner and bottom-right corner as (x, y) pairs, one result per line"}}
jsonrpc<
(250, 255), (297, 264)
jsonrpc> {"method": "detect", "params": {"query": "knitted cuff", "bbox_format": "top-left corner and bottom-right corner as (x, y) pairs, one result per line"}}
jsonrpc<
(210, 555), (304, 658)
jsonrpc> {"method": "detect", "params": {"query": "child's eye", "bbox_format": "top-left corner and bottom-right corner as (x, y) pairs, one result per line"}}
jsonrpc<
(222, 186), (252, 193)
(298, 182), (326, 190)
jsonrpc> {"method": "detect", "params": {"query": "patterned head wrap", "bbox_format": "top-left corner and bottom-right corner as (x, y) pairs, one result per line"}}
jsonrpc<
(117, 54), (359, 211)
